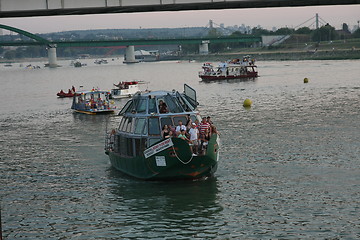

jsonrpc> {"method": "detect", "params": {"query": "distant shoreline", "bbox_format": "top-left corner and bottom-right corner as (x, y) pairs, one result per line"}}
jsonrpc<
(2, 49), (360, 64)
(180, 49), (360, 62)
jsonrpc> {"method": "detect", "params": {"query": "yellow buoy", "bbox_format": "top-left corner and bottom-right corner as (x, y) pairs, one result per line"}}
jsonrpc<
(304, 77), (309, 83)
(243, 98), (252, 108)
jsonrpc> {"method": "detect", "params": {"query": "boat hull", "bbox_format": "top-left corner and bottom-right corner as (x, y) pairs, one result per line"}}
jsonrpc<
(106, 134), (220, 180)
(199, 73), (258, 81)
(57, 93), (74, 98)
(74, 109), (114, 115)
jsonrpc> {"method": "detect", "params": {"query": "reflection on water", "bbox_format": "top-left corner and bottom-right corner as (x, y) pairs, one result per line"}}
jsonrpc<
(107, 169), (222, 238)
(1, 59), (360, 239)
(199, 77), (257, 84)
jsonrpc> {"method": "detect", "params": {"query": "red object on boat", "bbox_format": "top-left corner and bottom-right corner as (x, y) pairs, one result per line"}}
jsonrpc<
(57, 91), (74, 98)
(57, 86), (76, 98)
(124, 81), (138, 85)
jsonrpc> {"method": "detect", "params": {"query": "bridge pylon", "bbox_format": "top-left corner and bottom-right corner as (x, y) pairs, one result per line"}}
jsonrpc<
(47, 45), (58, 68)
(199, 41), (209, 55)
(123, 46), (139, 64)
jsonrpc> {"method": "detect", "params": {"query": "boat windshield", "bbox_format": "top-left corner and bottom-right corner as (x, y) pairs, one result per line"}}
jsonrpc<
(118, 88), (198, 116)
(160, 117), (173, 128)
(119, 100), (133, 115)
(148, 97), (157, 114)
(134, 98), (147, 113)
(164, 94), (183, 113)
(184, 84), (198, 109)
(134, 118), (147, 135)
(148, 118), (160, 135)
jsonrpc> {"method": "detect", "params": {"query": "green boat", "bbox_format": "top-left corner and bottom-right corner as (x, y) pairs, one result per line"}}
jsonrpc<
(105, 84), (220, 180)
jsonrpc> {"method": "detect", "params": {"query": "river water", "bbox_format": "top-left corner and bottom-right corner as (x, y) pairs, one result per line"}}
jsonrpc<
(1, 58), (359, 239)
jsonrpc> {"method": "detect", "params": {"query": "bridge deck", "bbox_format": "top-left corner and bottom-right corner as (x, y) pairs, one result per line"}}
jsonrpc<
(1, 0), (360, 18)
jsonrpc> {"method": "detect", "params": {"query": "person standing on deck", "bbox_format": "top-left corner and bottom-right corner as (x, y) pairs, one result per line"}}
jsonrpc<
(189, 123), (199, 154)
(199, 117), (211, 135)
(175, 120), (187, 135)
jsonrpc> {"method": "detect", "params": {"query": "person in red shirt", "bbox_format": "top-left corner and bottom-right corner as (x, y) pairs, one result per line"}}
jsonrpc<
(199, 117), (211, 135)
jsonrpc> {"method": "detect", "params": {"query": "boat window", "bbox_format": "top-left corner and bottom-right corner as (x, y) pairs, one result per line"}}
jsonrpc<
(184, 84), (198, 109)
(134, 138), (141, 156)
(164, 94), (182, 113)
(126, 138), (134, 157)
(134, 138), (147, 156)
(119, 135), (127, 155)
(178, 93), (195, 112)
(157, 98), (170, 114)
(76, 95), (83, 104)
(118, 117), (125, 131)
(134, 118), (146, 135)
(116, 116), (123, 130)
(142, 121), (148, 135)
(173, 116), (188, 126)
(112, 89), (119, 96)
(134, 98), (147, 113)
(148, 138), (161, 147)
(126, 117), (134, 133)
(176, 93), (188, 112)
(114, 135), (120, 153)
(119, 100), (133, 115)
(189, 115), (197, 123)
(160, 117), (173, 129)
(121, 117), (129, 132)
(148, 118), (160, 135)
(148, 97), (157, 114)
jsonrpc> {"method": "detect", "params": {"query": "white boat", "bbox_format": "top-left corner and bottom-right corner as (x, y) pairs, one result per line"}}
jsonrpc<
(110, 81), (142, 99)
(199, 56), (258, 81)
(135, 50), (160, 62)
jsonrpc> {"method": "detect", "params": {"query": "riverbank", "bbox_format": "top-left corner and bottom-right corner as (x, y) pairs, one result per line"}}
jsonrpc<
(2, 48), (360, 65)
(179, 48), (360, 62)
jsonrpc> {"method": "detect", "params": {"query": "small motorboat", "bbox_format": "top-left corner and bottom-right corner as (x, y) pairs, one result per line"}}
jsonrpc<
(57, 86), (76, 98)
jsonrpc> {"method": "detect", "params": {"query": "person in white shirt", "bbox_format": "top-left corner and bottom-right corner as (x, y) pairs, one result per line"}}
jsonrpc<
(175, 120), (187, 135)
(188, 123), (199, 155)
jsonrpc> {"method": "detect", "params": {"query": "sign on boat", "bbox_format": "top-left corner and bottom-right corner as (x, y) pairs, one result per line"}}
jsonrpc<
(105, 84), (220, 180)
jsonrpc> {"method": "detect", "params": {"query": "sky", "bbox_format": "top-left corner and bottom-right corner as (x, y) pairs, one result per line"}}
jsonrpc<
(1, 4), (360, 34)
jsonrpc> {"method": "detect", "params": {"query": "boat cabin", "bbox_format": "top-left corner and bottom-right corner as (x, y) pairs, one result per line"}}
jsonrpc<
(71, 90), (114, 114)
(112, 84), (199, 157)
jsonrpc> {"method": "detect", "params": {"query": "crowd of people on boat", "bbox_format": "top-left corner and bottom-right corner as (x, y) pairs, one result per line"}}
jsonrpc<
(161, 116), (219, 156)
(76, 94), (110, 110)
(228, 56), (256, 65)
(201, 56), (256, 74)
(114, 81), (138, 89)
